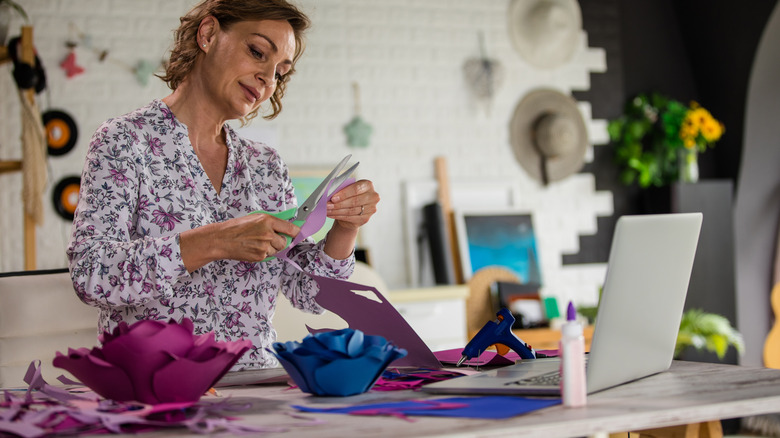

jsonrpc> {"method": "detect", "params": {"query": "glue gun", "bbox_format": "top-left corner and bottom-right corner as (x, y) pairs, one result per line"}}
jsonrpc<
(457, 308), (537, 366)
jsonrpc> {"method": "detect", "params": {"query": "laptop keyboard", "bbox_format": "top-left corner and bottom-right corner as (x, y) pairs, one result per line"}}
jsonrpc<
(507, 370), (561, 387)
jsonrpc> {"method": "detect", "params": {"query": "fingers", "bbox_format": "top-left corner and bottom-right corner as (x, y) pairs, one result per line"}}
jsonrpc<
(219, 213), (300, 262)
(327, 179), (380, 227)
(258, 215), (299, 256)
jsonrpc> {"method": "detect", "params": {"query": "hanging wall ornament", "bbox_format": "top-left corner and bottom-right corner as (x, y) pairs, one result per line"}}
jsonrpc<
(59, 47), (84, 78)
(42, 109), (78, 156)
(133, 59), (158, 86)
(65, 23), (161, 87)
(52, 175), (81, 220)
(343, 82), (372, 148)
(462, 32), (504, 115)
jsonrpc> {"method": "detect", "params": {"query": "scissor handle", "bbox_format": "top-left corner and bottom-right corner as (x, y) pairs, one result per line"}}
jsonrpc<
(249, 208), (303, 261)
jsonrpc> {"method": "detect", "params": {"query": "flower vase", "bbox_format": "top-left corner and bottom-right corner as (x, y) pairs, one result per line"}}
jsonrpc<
(679, 148), (699, 183)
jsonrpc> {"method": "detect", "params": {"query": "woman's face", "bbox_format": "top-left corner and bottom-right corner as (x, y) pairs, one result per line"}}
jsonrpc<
(201, 19), (296, 120)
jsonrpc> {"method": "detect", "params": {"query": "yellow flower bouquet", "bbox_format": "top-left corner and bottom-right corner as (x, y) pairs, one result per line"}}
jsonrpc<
(608, 93), (725, 187)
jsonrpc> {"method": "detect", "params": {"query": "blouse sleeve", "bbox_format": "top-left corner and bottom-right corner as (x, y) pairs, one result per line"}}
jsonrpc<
(66, 120), (189, 310)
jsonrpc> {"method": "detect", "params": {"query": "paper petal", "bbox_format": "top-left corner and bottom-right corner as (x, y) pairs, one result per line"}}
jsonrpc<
(273, 352), (320, 394)
(314, 357), (383, 396)
(52, 352), (136, 402)
(152, 353), (236, 403)
(100, 341), (172, 404)
(120, 319), (194, 358)
(345, 329), (364, 357)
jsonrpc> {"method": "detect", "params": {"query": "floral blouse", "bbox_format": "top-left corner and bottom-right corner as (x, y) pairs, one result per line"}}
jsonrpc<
(67, 99), (354, 369)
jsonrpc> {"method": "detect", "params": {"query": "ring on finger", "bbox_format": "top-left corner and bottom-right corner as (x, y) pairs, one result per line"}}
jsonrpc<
(360, 205), (365, 215)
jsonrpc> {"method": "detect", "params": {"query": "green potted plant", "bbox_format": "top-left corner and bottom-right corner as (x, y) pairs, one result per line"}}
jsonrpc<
(607, 93), (724, 188)
(674, 308), (744, 360)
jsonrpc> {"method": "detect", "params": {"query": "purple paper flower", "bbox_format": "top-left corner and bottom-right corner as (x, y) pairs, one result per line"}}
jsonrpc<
(53, 318), (251, 405)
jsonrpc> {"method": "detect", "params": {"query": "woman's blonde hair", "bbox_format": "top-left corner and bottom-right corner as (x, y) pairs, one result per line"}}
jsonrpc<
(159, 0), (310, 121)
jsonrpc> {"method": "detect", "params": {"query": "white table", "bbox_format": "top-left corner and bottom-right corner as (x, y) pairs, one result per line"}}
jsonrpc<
(159, 361), (780, 438)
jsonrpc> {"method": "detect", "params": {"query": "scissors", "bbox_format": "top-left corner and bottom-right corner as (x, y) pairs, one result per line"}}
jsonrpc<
(257, 154), (359, 259)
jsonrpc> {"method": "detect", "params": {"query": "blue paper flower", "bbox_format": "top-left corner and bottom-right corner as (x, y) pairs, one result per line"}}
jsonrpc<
(271, 328), (407, 396)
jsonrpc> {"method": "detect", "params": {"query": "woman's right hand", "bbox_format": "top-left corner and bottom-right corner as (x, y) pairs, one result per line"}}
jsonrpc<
(180, 213), (300, 272)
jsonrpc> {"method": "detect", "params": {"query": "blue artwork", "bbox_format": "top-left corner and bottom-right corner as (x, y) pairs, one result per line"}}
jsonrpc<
(462, 213), (542, 284)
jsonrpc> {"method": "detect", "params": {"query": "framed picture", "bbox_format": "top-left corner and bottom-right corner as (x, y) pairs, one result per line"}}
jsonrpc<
(290, 168), (334, 242)
(454, 209), (542, 283)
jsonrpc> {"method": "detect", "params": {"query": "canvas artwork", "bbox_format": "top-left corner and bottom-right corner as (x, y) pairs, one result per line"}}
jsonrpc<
(455, 210), (542, 283)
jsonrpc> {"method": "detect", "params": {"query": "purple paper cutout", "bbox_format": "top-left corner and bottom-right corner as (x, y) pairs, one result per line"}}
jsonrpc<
(274, 177), (443, 369)
(308, 276), (441, 368)
(373, 368), (467, 391)
(52, 318), (251, 405)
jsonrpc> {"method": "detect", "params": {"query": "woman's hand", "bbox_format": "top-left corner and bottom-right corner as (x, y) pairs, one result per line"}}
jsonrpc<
(180, 213), (300, 272)
(323, 179), (379, 260)
(326, 179), (380, 229)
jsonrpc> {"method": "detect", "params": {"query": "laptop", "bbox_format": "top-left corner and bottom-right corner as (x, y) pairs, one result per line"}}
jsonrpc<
(423, 213), (703, 396)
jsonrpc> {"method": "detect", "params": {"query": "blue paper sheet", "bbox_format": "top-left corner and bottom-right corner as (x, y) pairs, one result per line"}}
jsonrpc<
(293, 396), (560, 419)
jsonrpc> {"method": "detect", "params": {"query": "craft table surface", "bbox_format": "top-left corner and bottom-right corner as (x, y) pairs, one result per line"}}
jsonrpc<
(110, 360), (780, 438)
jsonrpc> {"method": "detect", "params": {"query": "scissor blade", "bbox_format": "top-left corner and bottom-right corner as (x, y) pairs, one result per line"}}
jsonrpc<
(296, 155), (352, 222)
(328, 162), (359, 194)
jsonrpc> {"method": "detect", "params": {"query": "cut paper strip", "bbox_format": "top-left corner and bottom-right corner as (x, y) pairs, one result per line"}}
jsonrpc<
(0, 361), (312, 437)
(293, 396), (561, 420)
(373, 368), (467, 391)
(434, 348), (518, 367)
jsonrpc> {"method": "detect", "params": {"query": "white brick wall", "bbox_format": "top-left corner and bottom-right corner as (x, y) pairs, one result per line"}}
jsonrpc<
(0, 0), (611, 309)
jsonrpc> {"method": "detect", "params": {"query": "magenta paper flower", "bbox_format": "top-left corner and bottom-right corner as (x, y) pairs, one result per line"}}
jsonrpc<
(53, 318), (251, 405)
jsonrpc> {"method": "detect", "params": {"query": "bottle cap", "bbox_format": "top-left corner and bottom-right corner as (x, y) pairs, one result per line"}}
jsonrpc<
(562, 301), (582, 337)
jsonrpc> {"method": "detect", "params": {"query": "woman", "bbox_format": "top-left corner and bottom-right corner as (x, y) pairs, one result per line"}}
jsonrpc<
(66, 0), (379, 369)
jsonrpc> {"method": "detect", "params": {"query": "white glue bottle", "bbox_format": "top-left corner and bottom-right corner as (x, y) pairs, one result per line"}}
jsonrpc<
(560, 301), (587, 407)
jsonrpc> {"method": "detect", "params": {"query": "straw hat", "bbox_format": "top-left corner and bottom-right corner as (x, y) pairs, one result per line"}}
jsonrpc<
(508, 0), (582, 69)
(509, 89), (588, 185)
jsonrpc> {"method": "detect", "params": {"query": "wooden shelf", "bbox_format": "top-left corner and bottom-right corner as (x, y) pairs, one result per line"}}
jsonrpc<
(465, 325), (594, 353)
(513, 326), (595, 352)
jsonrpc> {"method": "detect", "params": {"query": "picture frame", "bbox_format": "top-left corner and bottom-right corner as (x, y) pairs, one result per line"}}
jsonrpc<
(454, 209), (542, 283)
(402, 180), (519, 287)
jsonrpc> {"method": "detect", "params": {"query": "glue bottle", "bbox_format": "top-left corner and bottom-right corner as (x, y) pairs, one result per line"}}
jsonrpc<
(560, 301), (587, 407)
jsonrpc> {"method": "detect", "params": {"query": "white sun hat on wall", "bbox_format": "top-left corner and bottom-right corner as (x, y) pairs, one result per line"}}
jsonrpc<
(508, 0), (583, 69)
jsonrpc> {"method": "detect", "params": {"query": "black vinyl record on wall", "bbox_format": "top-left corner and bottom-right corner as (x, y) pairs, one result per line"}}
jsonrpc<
(42, 110), (78, 156)
(52, 176), (81, 221)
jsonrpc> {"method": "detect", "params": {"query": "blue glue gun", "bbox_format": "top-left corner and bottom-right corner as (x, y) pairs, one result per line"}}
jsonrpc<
(457, 308), (537, 366)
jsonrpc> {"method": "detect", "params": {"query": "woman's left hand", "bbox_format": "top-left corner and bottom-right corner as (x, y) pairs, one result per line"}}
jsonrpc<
(326, 179), (379, 230)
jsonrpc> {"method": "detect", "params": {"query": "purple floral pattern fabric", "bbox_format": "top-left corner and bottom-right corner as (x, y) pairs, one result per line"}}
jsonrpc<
(67, 99), (354, 369)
